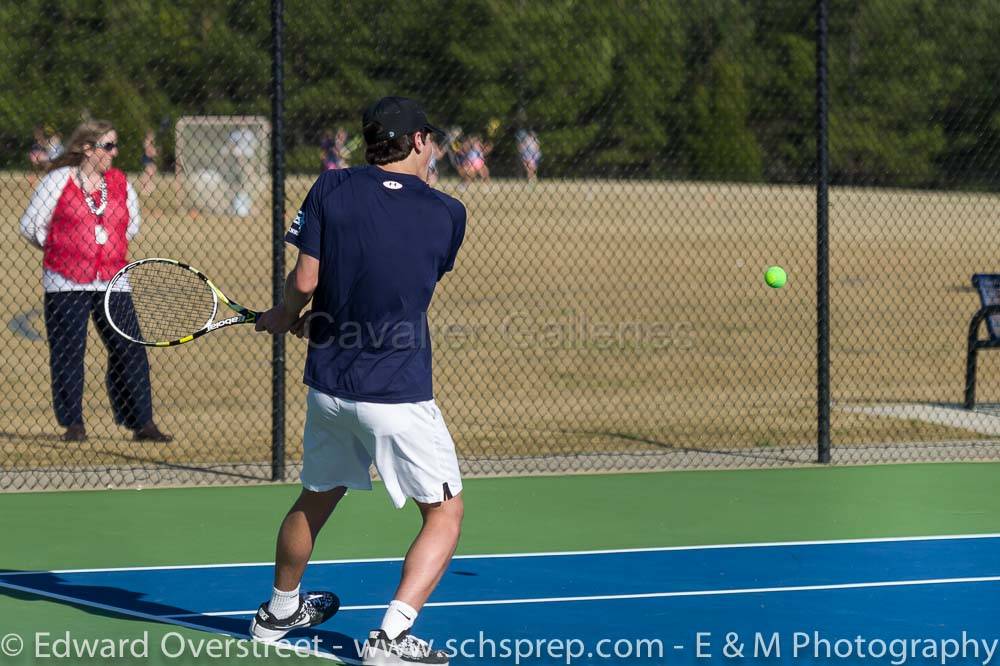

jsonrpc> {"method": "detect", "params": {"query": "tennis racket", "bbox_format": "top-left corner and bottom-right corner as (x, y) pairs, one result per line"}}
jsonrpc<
(104, 258), (260, 347)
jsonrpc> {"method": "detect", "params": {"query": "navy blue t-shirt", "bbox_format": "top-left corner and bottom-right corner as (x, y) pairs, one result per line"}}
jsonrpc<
(284, 165), (466, 403)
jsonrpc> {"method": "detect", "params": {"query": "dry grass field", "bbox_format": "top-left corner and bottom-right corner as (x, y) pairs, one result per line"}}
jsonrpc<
(2, 170), (999, 473)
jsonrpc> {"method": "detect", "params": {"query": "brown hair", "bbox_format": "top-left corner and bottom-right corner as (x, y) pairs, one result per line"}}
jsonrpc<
(365, 133), (414, 165)
(47, 120), (115, 171)
(364, 127), (431, 166)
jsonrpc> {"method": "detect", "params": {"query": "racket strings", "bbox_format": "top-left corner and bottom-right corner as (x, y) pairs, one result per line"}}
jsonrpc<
(108, 263), (216, 343)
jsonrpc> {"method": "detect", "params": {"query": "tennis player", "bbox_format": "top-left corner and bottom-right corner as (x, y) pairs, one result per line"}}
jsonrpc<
(253, 97), (466, 665)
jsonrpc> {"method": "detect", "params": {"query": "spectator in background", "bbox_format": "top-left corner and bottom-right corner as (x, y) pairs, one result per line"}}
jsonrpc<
(441, 126), (465, 179)
(138, 128), (158, 196)
(45, 127), (64, 162)
(29, 125), (49, 168)
(320, 130), (337, 171)
(229, 125), (259, 216)
(426, 132), (444, 186)
(333, 127), (353, 168)
(460, 134), (492, 184)
(320, 127), (352, 172)
(516, 128), (541, 182)
(19, 120), (172, 443)
(28, 124), (49, 187)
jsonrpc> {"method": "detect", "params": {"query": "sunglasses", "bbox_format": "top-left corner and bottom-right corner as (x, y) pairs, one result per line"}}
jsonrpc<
(93, 141), (118, 151)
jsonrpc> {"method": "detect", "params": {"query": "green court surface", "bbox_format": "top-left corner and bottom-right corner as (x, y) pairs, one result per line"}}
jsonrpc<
(2, 463), (1000, 664)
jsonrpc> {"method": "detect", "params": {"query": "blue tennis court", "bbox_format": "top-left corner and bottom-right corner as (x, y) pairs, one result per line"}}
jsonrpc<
(4, 534), (1000, 664)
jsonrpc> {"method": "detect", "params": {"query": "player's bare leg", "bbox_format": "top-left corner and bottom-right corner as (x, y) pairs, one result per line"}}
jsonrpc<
(274, 487), (346, 590)
(394, 493), (464, 609)
(249, 488), (345, 641)
(364, 493), (463, 664)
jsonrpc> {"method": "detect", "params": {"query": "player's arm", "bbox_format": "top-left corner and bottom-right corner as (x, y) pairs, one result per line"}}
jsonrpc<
(283, 251), (319, 317)
(257, 171), (334, 335)
(438, 198), (467, 280)
(256, 251), (318, 335)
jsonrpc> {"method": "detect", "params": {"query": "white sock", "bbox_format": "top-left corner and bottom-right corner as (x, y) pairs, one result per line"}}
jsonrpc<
(380, 599), (418, 640)
(268, 585), (300, 620)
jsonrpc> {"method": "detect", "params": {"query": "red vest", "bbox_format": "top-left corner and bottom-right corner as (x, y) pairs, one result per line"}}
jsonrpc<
(43, 168), (131, 283)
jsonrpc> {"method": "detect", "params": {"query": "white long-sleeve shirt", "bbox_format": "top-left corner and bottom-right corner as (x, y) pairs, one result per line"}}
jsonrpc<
(20, 167), (141, 292)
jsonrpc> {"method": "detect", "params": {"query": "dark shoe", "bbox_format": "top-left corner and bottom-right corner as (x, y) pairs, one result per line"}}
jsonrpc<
(133, 421), (172, 442)
(62, 424), (87, 442)
(362, 630), (450, 664)
(249, 591), (340, 642)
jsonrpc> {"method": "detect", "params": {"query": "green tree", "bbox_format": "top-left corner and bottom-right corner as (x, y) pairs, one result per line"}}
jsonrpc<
(827, 0), (948, 186)
(1, 0), (998, 187)
(687, 53), (763, 180)
(681, 1), (763, 180)
(933, 0), (1000, 188)
(746, 0), (816, 182)
(594, 1), (686, 177)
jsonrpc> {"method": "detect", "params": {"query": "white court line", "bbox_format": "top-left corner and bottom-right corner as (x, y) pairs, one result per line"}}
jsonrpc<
(162, 574), (1000, 620)
(0, 579), (354, 664)
(9, 569), (1000, 664)
(3, 532), (1000, 578)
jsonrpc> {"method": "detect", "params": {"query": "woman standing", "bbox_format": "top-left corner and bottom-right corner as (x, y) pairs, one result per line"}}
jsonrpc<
(20, 120), (171, 443)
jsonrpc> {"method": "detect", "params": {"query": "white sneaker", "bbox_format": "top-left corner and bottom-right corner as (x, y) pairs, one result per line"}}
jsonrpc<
(249, 591), (340, 641)
(362, 629), (449, 665)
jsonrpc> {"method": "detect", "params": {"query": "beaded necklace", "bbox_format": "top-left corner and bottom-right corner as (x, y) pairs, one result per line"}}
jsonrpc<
(77, 168), (108, 217)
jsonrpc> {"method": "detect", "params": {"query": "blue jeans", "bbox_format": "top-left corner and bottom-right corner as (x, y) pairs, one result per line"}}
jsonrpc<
(43, 290), (153, 430)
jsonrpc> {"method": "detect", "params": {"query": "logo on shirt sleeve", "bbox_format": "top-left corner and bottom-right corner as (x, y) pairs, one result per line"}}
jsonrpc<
(288, 209), (304, 236)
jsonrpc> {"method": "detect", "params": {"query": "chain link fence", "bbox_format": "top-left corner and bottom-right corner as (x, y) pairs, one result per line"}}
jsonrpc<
(2, 0), (1000, 490)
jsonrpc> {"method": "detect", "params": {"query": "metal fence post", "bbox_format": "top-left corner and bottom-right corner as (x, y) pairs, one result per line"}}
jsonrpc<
(816, 0), (831, 464)
(270, 0), (286, 481)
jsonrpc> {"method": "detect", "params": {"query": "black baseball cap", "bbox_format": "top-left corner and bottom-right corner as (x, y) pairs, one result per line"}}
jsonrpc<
(362, 96), (441, 144)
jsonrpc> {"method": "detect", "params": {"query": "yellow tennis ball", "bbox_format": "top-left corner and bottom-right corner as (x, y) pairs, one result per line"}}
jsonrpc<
(765, 265), (787, 288)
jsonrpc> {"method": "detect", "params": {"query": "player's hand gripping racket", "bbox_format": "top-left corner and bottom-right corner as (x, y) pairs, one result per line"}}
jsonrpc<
(104, 258), (259, 346)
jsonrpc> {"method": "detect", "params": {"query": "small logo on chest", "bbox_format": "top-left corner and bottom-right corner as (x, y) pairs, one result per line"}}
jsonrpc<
(382, 180), (403, 190)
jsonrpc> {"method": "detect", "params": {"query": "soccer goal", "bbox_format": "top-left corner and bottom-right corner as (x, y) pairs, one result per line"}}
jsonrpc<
(175, 116), (270, 217)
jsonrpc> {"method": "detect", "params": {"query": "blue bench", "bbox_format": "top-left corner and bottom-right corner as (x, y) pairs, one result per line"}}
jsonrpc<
(964, 274), (1000, 408)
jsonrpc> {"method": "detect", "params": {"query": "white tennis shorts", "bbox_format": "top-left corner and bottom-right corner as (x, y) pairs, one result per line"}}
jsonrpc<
(300, 388), (463, 508)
